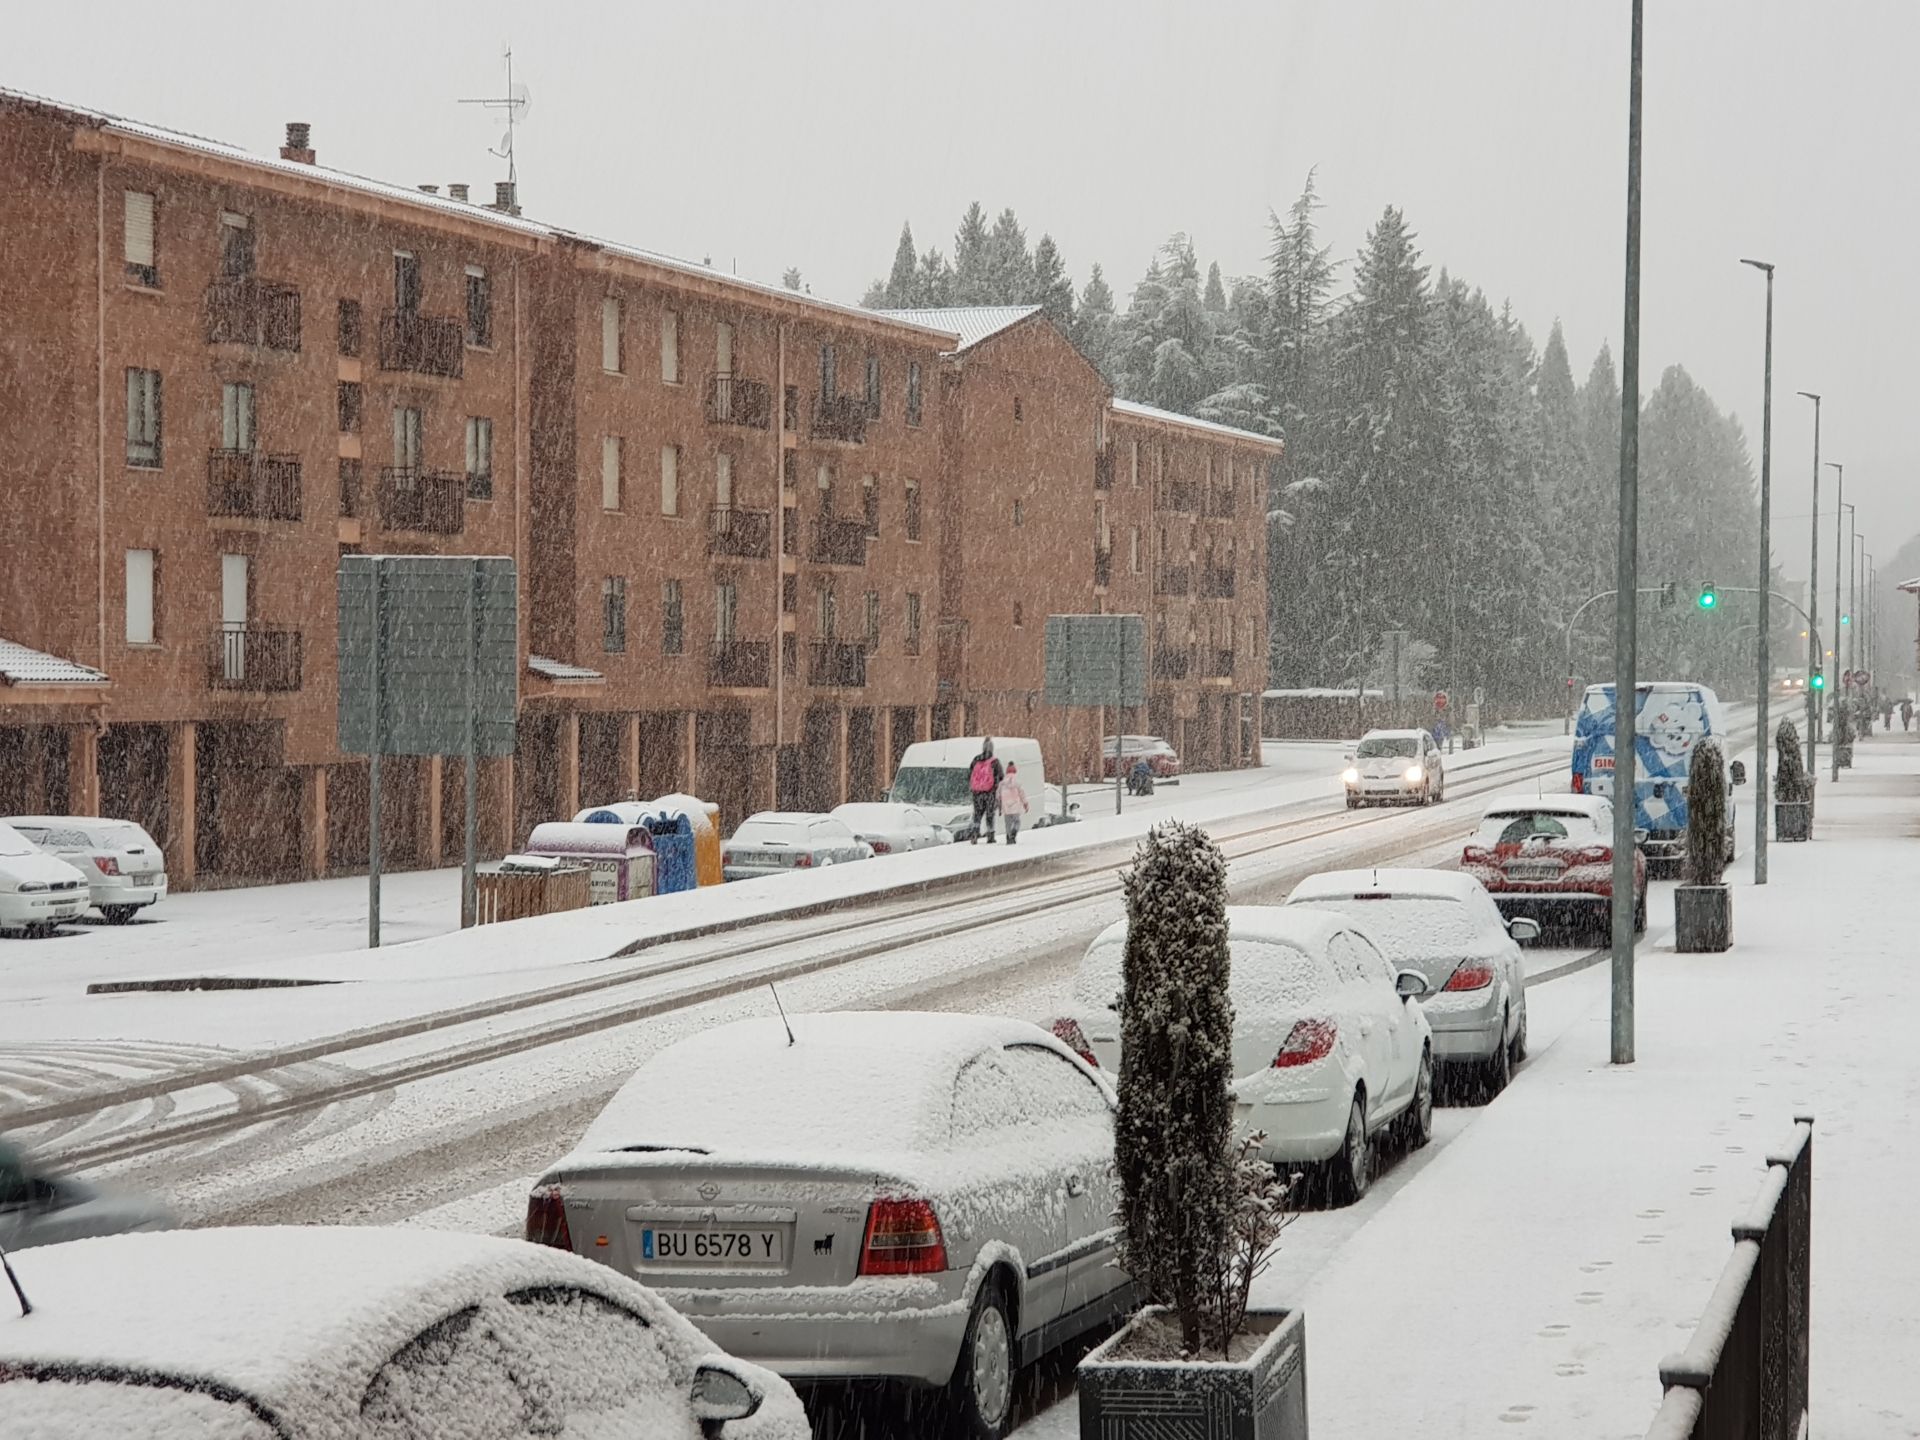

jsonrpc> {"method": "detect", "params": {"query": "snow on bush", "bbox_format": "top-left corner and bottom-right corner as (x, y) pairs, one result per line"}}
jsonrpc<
(1684, 736), (1728, 887)
(1774, 720), (1812, 804)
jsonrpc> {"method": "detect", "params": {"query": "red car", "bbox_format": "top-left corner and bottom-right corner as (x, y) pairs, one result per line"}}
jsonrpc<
(1100, 735), (1182, 780)
(1461, 794), (1646, 941)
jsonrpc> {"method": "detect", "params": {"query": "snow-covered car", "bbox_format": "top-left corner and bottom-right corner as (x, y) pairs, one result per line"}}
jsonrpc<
(1461, 793), (1648, 940)
(721, 812), (872, 881)
(1284, 869), (1534, 1091)
(3, 815), (168, 922)
(1340, 729), (1445, 807)
(0, 822), (91, 937)
(528, 1012), (1131, 1440)
(0, 1139), (173, 1252)
(0, 1226), (807, 1440)
(1056, 906), (1434, 1205)
(829, 801), (948, 855)
(1100, 734), (1182, 780)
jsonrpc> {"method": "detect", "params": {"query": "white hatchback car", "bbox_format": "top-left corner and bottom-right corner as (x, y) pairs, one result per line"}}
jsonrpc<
(0, 822), (91, 937)
(4, 816), (168, 922)
(829, 801), (949, 855)
(1341, 729), (1446, 807)
(1058, 906), (1434, 1204)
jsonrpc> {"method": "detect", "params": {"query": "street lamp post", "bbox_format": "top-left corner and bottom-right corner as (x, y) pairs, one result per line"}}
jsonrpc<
(1741, 258), (1774, 884)
(1828, 464), (1844, 781)
(1796, 390), (1820, 774)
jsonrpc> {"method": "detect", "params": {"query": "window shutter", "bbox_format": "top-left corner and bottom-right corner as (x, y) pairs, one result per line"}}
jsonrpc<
(125, 550), (155, 644)
(661, 445), (679, 515)
(602, 298), (621, 371)
(661, 311), (679, 384)
(123, 192), (155, 267)
(603, 437), (622, 509)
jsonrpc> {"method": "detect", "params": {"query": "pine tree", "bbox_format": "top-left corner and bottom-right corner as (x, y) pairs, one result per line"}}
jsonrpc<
(1074, 263), (1118, 375)
(915, 248), (955, 308)
(1032, 234), (1075, 330)
(952, 202), (992, 304)
(884, 223), (917, 307)
(984, 207), (1035, 304)
(781, 267), (803, 293)
(1204, 261), (1227, 313)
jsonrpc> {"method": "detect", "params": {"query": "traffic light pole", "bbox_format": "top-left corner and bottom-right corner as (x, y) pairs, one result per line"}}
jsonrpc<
(1740, 257), (1773, 886)
(1563, 586), (1671, 734)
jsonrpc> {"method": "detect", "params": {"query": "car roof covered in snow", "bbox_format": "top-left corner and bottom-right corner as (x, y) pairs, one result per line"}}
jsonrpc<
(1287, 868), (1489, 903)
(831, 802), (919, 818)
(0, 1226), (690, 1427)
(1478, 792), (1612, 819)
(1358, 728), (1430, 741)
(1085, 904), (1347, 954)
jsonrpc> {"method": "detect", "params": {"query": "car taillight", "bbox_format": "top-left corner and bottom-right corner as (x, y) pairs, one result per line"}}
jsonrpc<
(1273, 1018), (1337, 1068)
(721, 851), (734, 867)
(869, 840), (892, 855)
(859, 1198), (948, 1275)
(1051, 1018), (1099, 1068)
(93, 856), (121, 876)
(1445, 961), (1495, 992)
(1571, 772), (1585, 794)
(794, 853), (813, 868)
(1575, 846), (1611, 863)
(525, 1185), (572, 1250)
(1462, 845), (1491, 863)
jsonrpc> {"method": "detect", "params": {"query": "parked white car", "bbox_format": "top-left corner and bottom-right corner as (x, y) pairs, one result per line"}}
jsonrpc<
(721, 813), (872, 881)
(0, 822), (91, 937)
(1340, 729), (1446, 807)
(830, 801), (949, 855)
(1285, 869), (1534, 1092)
(4, 816), (168, 922)
(529, 1012), (1132, 1439)
(0, 1226), (808, 1439)
(1057, 906), (1433, 1204)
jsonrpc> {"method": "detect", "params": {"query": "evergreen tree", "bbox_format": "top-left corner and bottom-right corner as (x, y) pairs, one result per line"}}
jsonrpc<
(1032, 234), (1075, 330)
(1204, 261), (1227, 313)
(781, 267), (804, 292)
(884, 223), (917, 307)
(915, 248), (955, 308)
(983, 207), (1035, 304)
(952, 202), (992, 304)
(1074, 263), (1119, 375)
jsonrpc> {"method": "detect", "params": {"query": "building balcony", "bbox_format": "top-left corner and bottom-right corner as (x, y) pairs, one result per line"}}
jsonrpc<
(1157, 480), (1198, 514)
(1155, 564), (1191, 597)
(1153, 647), (1191, 681)
(709, 638), (771, 689)
(811, 514), (871, 567)
(1206, 486), (1238, 519)
(204, 278), (302, 352)
(208, 625), (302, 693)
(1202, 565), (1237, 599)
(811, 393), (869, 445)
(1095, 545), (1112, 589)
(207, 450), (302, 522)
(378, 467), (465, 534)
(705, 373), (772, 429)
(1095, 451), (1114, 490)
(709, 506), (773, 560)
(378, 311), (464, 379)
(1207, 647), (1236, 678)
(810, 639), (868, 688)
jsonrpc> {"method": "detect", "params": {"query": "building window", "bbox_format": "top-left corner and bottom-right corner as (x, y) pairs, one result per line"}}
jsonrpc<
(865, 354), (881, 419)
(1013, 601), (1024, 629)
(782, 572), (797, 614)
(123, 191), (157, 286)
(906, 361), (923, 426)
(819, 343), (837, 398)
(905, 592), (922, 655)
(466, 417), (494, 500)
(864, 590), (881, 651)
(662, 580), (684, 655)
(338, 458), (363, 517)
(338, 298), (362, 357)
(904, 478), (921, 541)
(783, 632), (797, 675)
(602, 296), (623, 373)
(1130, 526), (1142, 574)
(602, 576), (627, 653)
(862, 474), (878, 533)
(125, 368), (162, 467)
(220, 382), (255, 453)
(816, 461), (834, 508)
(393, 406), (423, 472)
(219, 212), (254, 279)
(661, 310), (680, 384)
(338, 382), (362, 434)
(817, 584), (837, 639)
(465, 267), (492, 348)
(1013, 395), (1023, 422)
(661, 444), (680, 516)
(125, 549), (156, 644)
(393, 251), (421, 316)
(715, 579), (738, 645)
(602, 436), (623, 511)
(1013, 498), (1023, 528)
(1097, 500), (1109, 551)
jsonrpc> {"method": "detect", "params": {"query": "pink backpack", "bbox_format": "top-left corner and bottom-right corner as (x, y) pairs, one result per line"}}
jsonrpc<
(969, 758), (996, 793)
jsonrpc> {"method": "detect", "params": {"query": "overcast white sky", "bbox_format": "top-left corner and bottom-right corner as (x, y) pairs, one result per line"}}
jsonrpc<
(12, 0), (1916, 582)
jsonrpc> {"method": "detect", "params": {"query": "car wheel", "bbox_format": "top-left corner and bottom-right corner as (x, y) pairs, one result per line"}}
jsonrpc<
(1509, 1001), (1529, 1065)
(1345, 797), (1358, 810)
(1483, 1011), (1513, 1096)
(1399, 1051), (1434, 1150)
(949, 1277), (1016, 1440)
(1324, 1093), (1371, 1206)
(101, 905), (139, 925)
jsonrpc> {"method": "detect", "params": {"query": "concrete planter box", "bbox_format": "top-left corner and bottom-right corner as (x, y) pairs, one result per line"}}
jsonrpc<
(1078, 1306), (1307, 1440)
(1774, 798), (1812, 842)
(1675, 884), (1732, 953)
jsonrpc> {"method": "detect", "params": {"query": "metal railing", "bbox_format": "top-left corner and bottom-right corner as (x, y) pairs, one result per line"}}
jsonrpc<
(811, 514), (871, 566)
(1646, 1116), (1812, 1440)
(809, 639), (868, 688)
(339, 460), (362, 518)
(1095, 546), (1112, 589)
(811, 392), (869, 445)
(378, 466), (465, 534)
(205, 278), (302, 351)
(709, 506), (772, 559)
(207, 450), (302, 521)
(208, 625), (302, 692)
(705, 373), (772, 429)
(1207, 647), (1235, 677)
(1202, 565), (1237, 599)
(709, 639), (771, 689)
(1205, 486), (1237, 518)
(1155, 564), (1191, 597)
(378, 311), (464, 378)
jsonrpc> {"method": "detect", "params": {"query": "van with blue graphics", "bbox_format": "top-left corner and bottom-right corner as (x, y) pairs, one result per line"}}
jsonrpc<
(1571, 682), (1741, 877)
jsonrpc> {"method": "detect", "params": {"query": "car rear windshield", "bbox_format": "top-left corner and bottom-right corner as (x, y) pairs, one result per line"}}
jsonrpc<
(730, 822), (805, 847)
(1356, 737), (1418, 758)
(1291, 895), (1487, 962)
(0, 824), (36, 858)
(890, 766), (973, 807)
(1476, 812), (1600, 845)
(1074, 938), (1330, 1014)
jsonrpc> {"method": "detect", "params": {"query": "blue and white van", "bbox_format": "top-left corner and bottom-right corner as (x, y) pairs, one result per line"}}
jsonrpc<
(1571, 682), (1741, 876)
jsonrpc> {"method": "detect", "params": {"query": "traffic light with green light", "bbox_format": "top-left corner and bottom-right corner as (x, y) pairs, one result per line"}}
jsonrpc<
(1810, 669), (1826, 691)
(1697, 582), (1718, 610)
(1841, 613), (1851, 627)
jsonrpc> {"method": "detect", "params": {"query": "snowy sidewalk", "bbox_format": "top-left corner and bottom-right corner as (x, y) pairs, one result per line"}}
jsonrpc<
(1290, 731), (1920, 1439)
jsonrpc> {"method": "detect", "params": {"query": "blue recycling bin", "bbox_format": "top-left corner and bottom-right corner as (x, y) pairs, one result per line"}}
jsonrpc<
(643, 812), (698, 894)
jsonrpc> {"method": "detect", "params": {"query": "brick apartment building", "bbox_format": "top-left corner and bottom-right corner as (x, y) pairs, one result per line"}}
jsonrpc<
(0, 88), (1278, 890)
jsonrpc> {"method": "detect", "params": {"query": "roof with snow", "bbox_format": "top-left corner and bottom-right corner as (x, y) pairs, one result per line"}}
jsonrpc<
(527, 655), (604, 683)
(873, 304), (1042, 351)
(1111, 397), (1286, 450)
(0, 639), (108, 687)
(1288, 868), (1491, 903)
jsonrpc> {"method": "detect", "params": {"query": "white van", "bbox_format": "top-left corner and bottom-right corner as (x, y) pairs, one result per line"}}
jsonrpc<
(888, 737), (1048, 837)
(5, 816), (169, 923)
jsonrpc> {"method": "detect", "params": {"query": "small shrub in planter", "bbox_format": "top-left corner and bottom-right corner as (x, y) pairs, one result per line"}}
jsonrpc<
(1833, 699), (1854, 769)
(1079, 821), (1307, 1439)
(1675, 737), (1732, 952)
(1773, 719), (1813, 842)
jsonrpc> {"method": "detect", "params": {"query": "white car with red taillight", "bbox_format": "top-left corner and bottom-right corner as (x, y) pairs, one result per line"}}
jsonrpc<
(1285, 868), (1532, 1094)
(1056, 907), (1433, 1206)
(527, 1011), (1130, 1440)
(1461, 793), (1648, 942)
(829, 802), (949, 856)
(4, 816), (168, 923)
(720, 813), (873, 881)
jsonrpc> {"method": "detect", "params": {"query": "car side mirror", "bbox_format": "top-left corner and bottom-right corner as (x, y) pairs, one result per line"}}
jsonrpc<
(1343, 752), (1355, 762)
(1394, 969), (1429, 1000)
(690, 1364), (762, 1424)
(1070, 803), (1082, 814)
(1729, 760), (1748, 786)
(1507, 917), (1542, 942)
(1633, 828), (1650, 846)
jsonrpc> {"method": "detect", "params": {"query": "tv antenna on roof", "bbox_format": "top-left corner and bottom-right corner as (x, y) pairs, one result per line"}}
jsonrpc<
(459, 45), (531, 188)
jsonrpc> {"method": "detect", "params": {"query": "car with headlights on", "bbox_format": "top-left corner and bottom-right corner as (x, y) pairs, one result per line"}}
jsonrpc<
(4, 815), (168, 923)
(721, 813), (872, 881)
(829, 802), (949, 856)
(0, 1225), (806, 1440)
(0, 822), (91, 937)
(1284, 869), (1534, 1094)
(1461, 793), (1648, 941)
(1052, 906), (1433, 1205)
(1, 1138), (174, 1251)
(1340, 729), (1445, 807)
(527, 1011), (1131, 1440)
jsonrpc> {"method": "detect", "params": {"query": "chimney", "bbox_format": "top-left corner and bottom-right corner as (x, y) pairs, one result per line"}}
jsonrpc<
(448, 183), (470, 203)
(279, 122), (315, 165)
(418, 184), (440, 195)
(488, 180), (520, 216)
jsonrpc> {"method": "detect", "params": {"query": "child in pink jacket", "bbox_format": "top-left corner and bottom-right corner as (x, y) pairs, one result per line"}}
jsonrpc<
(998, 762), (1031, 844)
